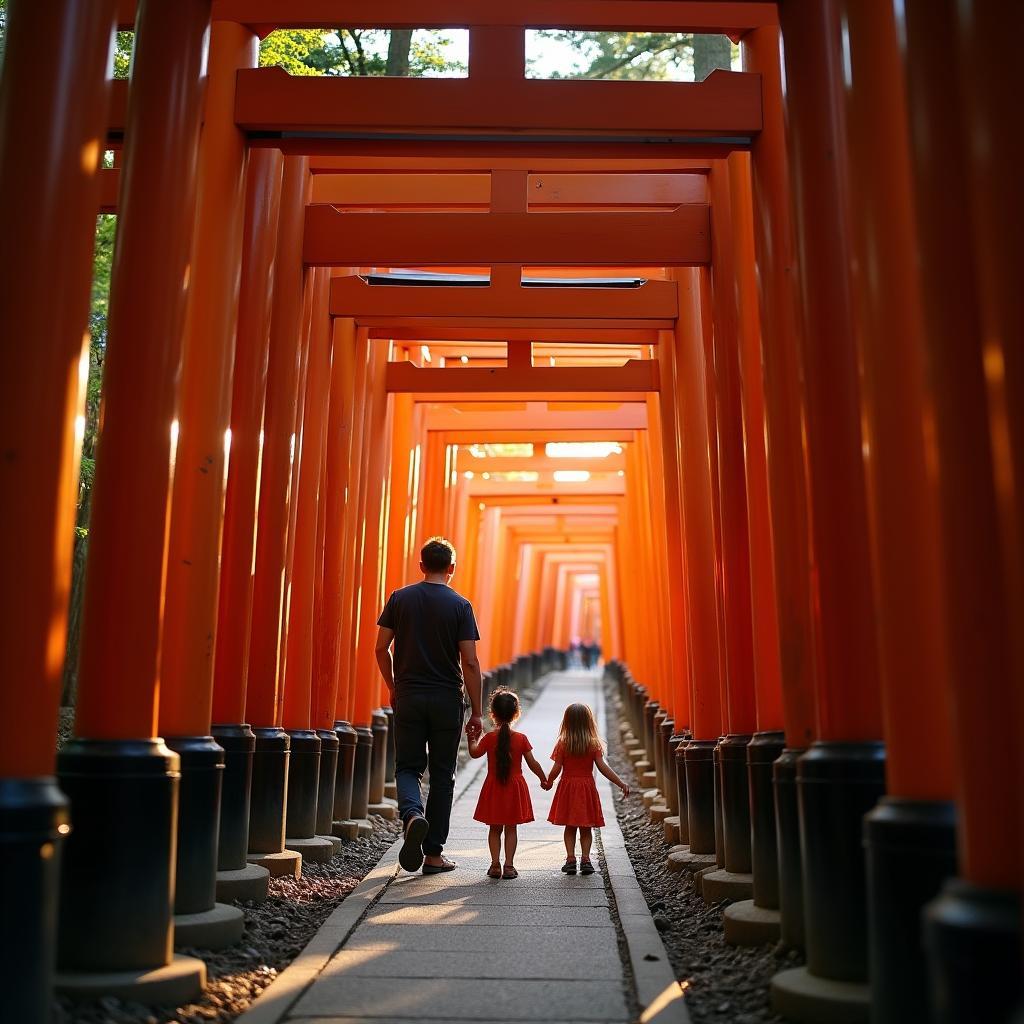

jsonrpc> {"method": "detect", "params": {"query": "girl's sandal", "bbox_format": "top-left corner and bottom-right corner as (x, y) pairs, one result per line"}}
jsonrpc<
(487, 864), (502, 879)
(502, 865), (519, 879)
(561, 858), (578, 875)
(580, 859), (595, 875)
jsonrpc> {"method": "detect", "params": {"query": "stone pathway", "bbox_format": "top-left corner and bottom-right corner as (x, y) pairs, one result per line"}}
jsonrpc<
(242, 670), (688, 1024)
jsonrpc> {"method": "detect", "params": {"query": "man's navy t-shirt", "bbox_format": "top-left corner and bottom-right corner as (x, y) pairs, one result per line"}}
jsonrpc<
(377, 582), (480, 692)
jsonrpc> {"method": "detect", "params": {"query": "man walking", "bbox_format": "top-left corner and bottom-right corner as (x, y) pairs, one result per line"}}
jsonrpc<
(375, 537), (483, 873)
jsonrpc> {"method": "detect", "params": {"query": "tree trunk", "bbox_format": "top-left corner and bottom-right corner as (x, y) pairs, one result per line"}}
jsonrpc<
(386, 29), (413, 76)
(693, 34), (732, 81)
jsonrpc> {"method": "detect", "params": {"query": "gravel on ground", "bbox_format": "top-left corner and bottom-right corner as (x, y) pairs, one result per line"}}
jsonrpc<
(53, 815), (401, 1024)
(603, 679), (803, 1024)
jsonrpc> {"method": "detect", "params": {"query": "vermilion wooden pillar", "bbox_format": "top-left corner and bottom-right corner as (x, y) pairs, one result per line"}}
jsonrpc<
(742, 21), (819, 953)
(157, 19), (255, 948)
(838, 3), (957, 1020)
(708, 161), (759, 888)
(721, 151), (787, 946)
(281, 269), (333, 862)
(245, 155), (309, 869)
(56, 0), (210, 998)
(0, 1), (117, 1015)
(211, 147), (283, 898)
(900, 2), (1023, 1019)
(319, 317), (359, 830)
(673, 268), (725, 859)
(771, 2), (886, 1017)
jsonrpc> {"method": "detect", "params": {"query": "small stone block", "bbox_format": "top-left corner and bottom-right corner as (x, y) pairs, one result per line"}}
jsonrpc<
(770, 965), (870, 1024)
(247, 848), (302, 878)
(216, 863), (270, 904)
(368, 800), (397, 820)
(628, 748), (647, 762)
(634, 761), (652, 774)
(700, 868), (754, 905)
(663, 816), (681, 845)
(55, 954), (206, 1004)
(351, 817), (373, 837)
(693, 864), (718, 897)
(641, 771), (658, 787)
(317, 833), (344, 856)
(174, 902), (245, 950)
(384, 781), (398, 800)
(667, 849), (716, 874)
(641, 788), (661, 808)
(285, 835), (335, 863)
(649, 804), (671, 823)
(332, 819), (361, 840)
(723, 899), (781, 946)
(669, 844), (688, 855)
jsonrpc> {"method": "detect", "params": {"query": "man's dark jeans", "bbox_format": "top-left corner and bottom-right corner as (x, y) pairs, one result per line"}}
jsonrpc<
(393, 686), (465, 856)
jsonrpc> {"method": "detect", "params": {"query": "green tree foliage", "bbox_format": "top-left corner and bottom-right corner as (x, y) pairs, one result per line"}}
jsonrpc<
(259, 27), (464, 77)
(531, 30), (736, 82)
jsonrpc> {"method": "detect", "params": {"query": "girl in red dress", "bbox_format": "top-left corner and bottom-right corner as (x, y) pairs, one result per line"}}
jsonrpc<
(470, 689), (550, 879)
(546, 703), (630, 874)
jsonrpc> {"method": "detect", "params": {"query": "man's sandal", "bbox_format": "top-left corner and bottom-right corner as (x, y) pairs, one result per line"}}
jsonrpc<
(399, 814), (429, 872)
(487, 864), (502, 879)
(502, 865), (518, 879)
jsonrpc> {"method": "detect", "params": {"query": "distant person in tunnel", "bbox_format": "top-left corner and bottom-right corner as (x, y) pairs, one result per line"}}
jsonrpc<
(375, 536), (484, 874)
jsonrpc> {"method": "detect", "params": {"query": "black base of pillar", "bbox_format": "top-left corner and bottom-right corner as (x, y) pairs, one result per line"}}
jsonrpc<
(925, 878), (1021, 1024)
(652, 709), (668, 793)
(713, 740), (725, 869)
(865, 797), (957, 1024)
(671, 736), (688, 842)
(798, 740), (886, 981)
(350, 727), (373, 820)
(285, 730), (320, 840)
(315, 730), (339, 837)
(212, 724), (255, 871)
(659, 719), (675, 812)
(56, 739), (178, 971)
(0, 777), (69, 1022)
(684, 740), (716, 854)
(643, 701), (658, 764)
(165, 736), (224, 915)
(748, 731), (785, 909)
(332, 721), (356, 823)
(383, 705), (396, 785)
(369, 709), (388, 805)
(248, 727), (290, 855)
(774, 747), (806, 949)
(720, 733), (754, 874)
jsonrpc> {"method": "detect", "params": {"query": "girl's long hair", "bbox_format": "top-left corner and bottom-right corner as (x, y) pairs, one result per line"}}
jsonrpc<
(488, 688), (520, 783)
(557, 703), (604, 758)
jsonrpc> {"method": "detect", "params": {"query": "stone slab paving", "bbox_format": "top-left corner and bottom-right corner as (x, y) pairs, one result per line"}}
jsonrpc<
(243, 669), (688, 1024)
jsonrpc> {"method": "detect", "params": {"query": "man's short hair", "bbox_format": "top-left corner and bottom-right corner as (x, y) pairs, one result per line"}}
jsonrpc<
(421, 537), (456, 573)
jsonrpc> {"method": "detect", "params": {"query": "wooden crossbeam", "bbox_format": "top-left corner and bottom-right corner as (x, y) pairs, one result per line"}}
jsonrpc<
(388, 359), (659, 395)
(331, 274), (678, 320)
(309, 206), (708, 266)
(369, 326), (660, 343)
(119, 1), (778, 32)
(310, 172), (708, 207)
(237, 66), (761, 142)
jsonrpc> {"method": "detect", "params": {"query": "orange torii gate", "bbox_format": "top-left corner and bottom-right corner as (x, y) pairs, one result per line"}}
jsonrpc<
(2, 2), (1021, 1023)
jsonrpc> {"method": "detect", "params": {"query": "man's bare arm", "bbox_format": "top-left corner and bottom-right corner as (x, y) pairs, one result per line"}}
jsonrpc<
(459, 639), (484, 737)
(375, 626), (395, 698)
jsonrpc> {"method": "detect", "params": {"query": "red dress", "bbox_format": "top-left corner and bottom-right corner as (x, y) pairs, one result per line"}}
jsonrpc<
(547, 741), (605, 827)
(472, 730), (536, 826)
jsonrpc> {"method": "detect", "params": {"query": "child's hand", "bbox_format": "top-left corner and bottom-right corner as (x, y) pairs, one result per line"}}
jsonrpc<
(619, 782), (630, 797)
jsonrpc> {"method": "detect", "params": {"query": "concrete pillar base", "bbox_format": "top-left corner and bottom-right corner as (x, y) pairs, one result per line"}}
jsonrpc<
(317, 834), (344, 856)
(368, 800), (397, 820)
(285, 835), (335, 863)
(619, 722), (632, 737)
(173, 903), (245, 950)
(694, 865), (717, 897)
(668, 848), (716, 873)
(216, 864), (270, 904)
(247, 848), (302, 878)
(663, 815), (681, 845)
(628, 748), (647, 763)
(625, 737), (641, 750)
(649, 804), (671, 823)
(351, 818), (373, 838)
(332, 818), (361, 840)
(641, 771), (658, 788)
(723, 900), (781, 946)
(635, 761), (652, 775)
(384, 782), (398, 800)
(770, 966), (870, 1024)
(669, 844), (688, 855)
(55, 954), (206, 1004)
(641, 788), (661, 807)
(700, 868), (754, 904)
